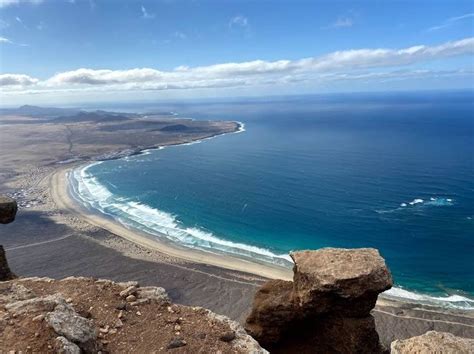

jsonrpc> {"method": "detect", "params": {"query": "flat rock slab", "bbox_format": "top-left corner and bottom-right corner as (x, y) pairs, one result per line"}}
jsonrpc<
(291, 248), (393, 299)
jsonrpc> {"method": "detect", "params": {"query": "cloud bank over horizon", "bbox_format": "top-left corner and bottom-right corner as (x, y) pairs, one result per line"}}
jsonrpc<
(1, 37), (473, 97)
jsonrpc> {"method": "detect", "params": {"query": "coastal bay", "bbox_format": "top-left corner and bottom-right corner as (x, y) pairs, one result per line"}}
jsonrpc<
(0, 103), (473, 348)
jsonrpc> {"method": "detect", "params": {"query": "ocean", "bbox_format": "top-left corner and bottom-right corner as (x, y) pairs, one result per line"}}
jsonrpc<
(70, 91), (474, 308)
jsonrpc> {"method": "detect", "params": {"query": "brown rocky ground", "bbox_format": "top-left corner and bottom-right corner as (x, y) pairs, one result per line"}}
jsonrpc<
(0, 276), (265, 353)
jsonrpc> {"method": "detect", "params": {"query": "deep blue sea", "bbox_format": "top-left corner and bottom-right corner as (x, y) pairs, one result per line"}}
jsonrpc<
(71, 91), (474, 308)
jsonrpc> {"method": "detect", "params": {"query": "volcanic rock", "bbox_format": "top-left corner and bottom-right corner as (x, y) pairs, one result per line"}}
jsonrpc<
(245, 247), (393, 353)
(291, 248), (393, 316)
(54, 336), (81, 354)
(45, 302), (98, 352)
(0, 245), (16, 281)
(0, 195), (17, 224)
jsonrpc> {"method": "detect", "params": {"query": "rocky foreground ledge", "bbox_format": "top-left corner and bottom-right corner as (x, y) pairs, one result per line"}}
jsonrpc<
(0, 277), (265, 353)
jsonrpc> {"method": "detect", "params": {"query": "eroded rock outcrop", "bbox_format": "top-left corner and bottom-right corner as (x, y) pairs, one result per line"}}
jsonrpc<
(0, 276), (267, 353)
(0, 245), (16, 281)
(0, 195), (17, 224)
(0, 195), (17, 281)
(245, 247), (393, 353)
(391, 331), (474, 354)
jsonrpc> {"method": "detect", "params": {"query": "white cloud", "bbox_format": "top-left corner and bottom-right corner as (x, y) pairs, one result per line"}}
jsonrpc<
(0, 36), (12, 44)
(428, 13), (474, 32)
(331, 16), (354, 28)
(1, 37), (473, 93)
(0, 0), (43, 8)
(0, 35), (28, 46)
(141, 5), (155, 19)
(229, 15), (248, 28)
(0, 74), (38, 86)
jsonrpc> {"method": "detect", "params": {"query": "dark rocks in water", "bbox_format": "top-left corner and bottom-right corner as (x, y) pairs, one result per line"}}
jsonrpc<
(0, 195), (17, 224)
(245, 248), (393, 353)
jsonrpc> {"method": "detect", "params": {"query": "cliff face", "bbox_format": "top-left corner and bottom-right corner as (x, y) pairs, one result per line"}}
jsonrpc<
(245, 248), (393, 353)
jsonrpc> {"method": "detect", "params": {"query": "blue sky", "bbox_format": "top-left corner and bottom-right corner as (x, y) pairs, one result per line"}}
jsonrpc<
(0, 0), (473, 105)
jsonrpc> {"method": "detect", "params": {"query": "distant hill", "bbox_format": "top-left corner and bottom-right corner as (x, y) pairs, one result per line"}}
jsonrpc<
(0, 105), (141, 123)
(0, 105), (80, 118)
(159, 124), (189, 132)
(54, 110), (136, 123)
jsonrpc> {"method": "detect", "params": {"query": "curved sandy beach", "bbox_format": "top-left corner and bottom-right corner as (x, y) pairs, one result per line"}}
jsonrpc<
(50, 165), (293, 281)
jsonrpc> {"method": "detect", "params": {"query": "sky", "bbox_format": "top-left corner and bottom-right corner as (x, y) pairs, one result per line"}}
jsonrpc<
(0, 0), (473, 106)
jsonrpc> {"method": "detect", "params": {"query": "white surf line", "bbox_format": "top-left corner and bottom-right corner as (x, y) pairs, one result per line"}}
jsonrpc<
(6, 234), (74, 251)
(372, 309), (474, 328)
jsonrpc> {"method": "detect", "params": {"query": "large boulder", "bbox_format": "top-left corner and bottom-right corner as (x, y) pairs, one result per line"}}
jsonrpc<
(245, 248), (392, 353)
(45, 302), (98, 352)
(0, 195), (17, 224)
(291, 248), (392, 316)
(391, 331), (474, 353)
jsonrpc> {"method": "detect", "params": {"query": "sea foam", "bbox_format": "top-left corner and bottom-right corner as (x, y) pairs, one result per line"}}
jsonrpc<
(70, 163), (292, 266)
(71, 166), (474, 309)
(383, 287), (474, 310)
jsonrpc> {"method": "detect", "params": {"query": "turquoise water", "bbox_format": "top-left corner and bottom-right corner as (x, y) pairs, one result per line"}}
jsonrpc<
(70, 92), (474, 308)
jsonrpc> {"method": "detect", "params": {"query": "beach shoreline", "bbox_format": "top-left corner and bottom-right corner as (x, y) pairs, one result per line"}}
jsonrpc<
(51, 164), (293, 281)
(55, 151), (474, 311)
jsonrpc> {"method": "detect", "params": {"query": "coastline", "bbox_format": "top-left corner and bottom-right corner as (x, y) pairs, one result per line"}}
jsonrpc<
(2, 112), (473, 346)
(52, 124), (474, 310)
(47, 120), (291, 280)
(50, 134), (294, 282)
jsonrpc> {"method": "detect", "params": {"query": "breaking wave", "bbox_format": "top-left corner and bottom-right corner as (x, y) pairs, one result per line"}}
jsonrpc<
(383, 287), (474, 310)
(69, 162), (292, 267)
(70, 165), (474, 309)
(67, 122), (473, 309)
(376, 196), (454, 214)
